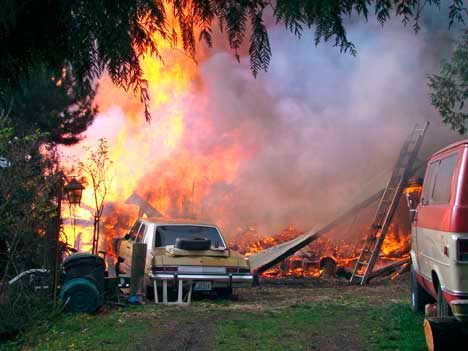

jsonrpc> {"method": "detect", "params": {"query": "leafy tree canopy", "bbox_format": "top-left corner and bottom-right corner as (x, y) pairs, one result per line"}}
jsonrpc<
(1, 66), (97, 145)
(429, 31), (468, 134)
(0, 0), (466, 122)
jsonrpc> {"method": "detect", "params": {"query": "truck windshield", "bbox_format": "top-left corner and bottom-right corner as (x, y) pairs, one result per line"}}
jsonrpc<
(155, 225), (225, 248)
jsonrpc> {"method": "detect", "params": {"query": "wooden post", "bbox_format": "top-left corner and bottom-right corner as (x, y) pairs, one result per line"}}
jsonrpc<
(45, 176), (63, 302)
(130, 242), (147, 297)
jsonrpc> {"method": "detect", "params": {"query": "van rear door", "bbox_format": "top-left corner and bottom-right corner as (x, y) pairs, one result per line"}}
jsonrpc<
(416, 152), (458, 286)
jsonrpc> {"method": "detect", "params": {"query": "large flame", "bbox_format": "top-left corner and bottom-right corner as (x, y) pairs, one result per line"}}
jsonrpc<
(59, 14), (423, 275)
(59, 18), (251, 254)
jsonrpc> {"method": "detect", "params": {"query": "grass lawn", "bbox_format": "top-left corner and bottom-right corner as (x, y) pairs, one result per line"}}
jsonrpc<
(0, 277), (427, 351)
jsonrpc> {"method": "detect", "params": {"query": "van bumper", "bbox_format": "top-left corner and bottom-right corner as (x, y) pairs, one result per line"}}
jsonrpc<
(149, 273), (254, 288)
(450, 300), (468, 323)
(443, 289), (468, 322)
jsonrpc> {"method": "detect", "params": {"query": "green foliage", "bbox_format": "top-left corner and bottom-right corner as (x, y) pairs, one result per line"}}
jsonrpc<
(1, 66), (97, 146)
(429, 31), (468, 134)
(0, 117), (62, 337)
(0, 285), (60, 337)
(1, 1), (466, 121)
(0, 116), (59, 286)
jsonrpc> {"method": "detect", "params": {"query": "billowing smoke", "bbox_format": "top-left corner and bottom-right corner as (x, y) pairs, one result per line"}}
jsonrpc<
(146, 19), (461, 236)
(61, 10), (463, 242)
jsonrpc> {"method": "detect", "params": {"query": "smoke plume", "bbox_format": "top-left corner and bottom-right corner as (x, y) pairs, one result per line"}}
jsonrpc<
(61, 10), (463, 241)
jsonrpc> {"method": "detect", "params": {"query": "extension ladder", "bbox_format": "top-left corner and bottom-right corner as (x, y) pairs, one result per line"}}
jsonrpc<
(350, 122), (429, 285)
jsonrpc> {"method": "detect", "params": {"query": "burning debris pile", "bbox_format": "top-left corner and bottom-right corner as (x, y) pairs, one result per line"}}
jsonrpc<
(233, 180), (421, 280)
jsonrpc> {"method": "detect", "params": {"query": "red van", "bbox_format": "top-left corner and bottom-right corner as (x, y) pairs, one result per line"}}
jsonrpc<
(410, 140), (468, 320)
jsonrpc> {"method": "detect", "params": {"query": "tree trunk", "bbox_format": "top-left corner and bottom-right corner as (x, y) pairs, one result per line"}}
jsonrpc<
(45, 177), (63, 301)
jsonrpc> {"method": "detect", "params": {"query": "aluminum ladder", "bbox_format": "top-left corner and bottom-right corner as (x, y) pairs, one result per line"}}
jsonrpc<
(350, 122), (429, 285)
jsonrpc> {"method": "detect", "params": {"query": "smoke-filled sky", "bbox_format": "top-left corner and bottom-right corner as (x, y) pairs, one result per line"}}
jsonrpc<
(62, 10), (463, 239)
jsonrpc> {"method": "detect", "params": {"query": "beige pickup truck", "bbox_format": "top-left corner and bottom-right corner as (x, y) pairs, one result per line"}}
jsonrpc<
(115, 218), (253, 299)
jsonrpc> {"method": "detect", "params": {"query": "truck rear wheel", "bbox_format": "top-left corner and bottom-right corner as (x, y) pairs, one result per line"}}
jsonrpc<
(411, 266), (431, 313)
(436, 287), (451, 317)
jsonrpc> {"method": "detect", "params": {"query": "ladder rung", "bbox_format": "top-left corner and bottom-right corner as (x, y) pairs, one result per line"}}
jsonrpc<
(357, 261), (368, 266)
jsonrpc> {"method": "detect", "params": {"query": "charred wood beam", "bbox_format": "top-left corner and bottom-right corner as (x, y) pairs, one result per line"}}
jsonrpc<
(125, 192), (162, 218)
(364, 257), (411, 281)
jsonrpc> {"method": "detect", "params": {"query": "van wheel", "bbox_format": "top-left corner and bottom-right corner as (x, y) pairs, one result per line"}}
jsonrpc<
(411, 266), (431, 313)
(436, 287), (451, 317)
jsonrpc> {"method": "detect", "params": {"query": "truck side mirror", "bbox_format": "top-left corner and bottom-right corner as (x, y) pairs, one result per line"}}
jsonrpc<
(409, 209), (417, 223)
(406, 196), (417, 223)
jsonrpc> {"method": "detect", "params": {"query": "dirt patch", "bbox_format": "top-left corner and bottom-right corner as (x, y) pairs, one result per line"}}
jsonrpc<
(126, 274), (410, 351)
(225, 274), (410, 311)
(132, 310), (218, 351)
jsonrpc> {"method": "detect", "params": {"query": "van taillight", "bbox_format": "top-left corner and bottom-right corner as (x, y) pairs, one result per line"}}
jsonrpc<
(458, 240), (468, 261)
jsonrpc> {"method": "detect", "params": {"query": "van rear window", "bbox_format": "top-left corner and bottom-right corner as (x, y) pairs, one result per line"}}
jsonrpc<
(430, 154), (458, 204)
(421, 162), (437, 205)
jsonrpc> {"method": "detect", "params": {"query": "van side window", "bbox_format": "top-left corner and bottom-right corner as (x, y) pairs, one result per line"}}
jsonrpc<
(129, 221), (141, 240)
(135, 223), (146, 242)
(421, 162), (438, 205)
(431, 154), (458, 204)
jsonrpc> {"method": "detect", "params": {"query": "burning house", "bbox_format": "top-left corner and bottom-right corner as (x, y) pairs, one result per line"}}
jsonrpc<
(57, 11), (459, 280)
